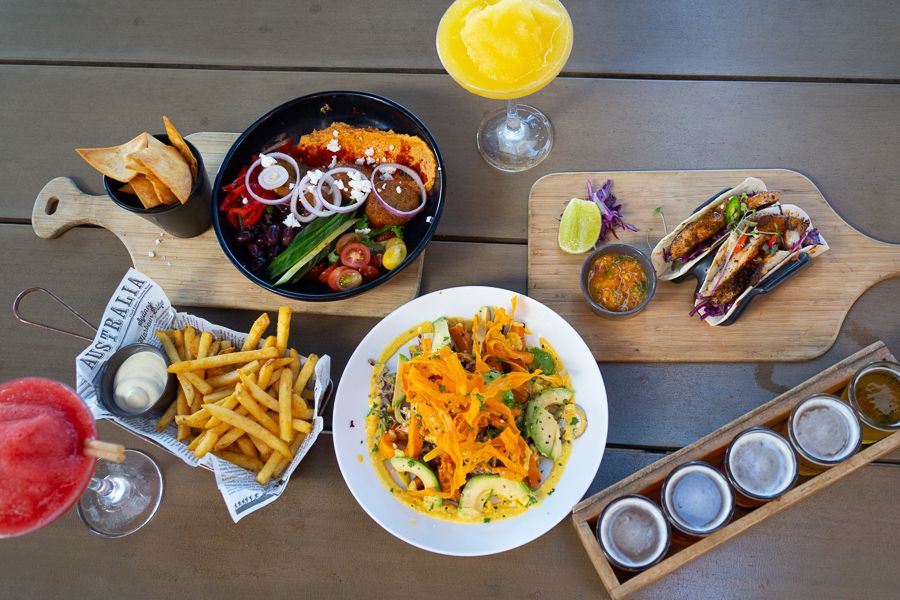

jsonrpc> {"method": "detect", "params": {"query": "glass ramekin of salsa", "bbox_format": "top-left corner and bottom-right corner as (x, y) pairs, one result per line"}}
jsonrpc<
(580, 244), (656, 318)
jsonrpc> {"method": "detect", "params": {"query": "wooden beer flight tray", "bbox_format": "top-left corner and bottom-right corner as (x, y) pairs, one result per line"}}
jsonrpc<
(528, 169), (900, 362)
(572, 341), (900, 600)
(31, 132), (424, 318)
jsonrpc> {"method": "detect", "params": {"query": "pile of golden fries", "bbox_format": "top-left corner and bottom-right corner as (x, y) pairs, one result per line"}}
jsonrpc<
(154, 307), (318, 485)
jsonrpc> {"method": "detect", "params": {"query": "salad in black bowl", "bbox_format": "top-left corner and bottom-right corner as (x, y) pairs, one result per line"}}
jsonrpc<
(213, 91), (445, 301)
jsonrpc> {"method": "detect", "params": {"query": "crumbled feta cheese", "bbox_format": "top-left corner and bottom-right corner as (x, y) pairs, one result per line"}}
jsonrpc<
(396, 186), (402, 194)
(288, 182), (295, 190)
(328, 155), (337, 168)
(259, 153), (276, 168)
(242, 197), (248, 205)
(348, 170), (363, 181)
(348, 177), (372, 202)
(365, 157), (376, 166)
(332, 129), (339, 137)
(283, 212), (302, 228)
(388, 144), (395, 151)
(334, 179), (347, 191)
(381, 166), (396, 175)
(326, 138), (341, 153)
(148, 250), (156, 258)
(355, 157), (365, 165)
(426, 216), (433, 224)
(355, 228), (371, 234)
(154, 238), (161, 245)
(364, 147), (374, 157)
(308, 169), (324, 185)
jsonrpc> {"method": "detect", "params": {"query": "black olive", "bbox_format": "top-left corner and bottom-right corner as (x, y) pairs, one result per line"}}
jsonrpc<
(234, 230), (252, 246)
(281, 227), (296, 247)
(264, 224), (281, 247)
(248, 243), (261, 258)
(266, 245), (280, 260)
(249, 256), (267, 272)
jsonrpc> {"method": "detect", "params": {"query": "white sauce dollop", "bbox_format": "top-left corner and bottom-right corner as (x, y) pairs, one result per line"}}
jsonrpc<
(113, 351), (168, 413)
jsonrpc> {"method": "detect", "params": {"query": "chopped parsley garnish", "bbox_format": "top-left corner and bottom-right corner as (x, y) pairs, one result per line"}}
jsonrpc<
(482, 372), (501, 384)
(502, 390), (515, 407)
(529, 347), (556, 375)
(483, 517), (491, 523)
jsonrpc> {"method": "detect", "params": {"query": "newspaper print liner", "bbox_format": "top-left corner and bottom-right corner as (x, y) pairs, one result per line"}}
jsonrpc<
(75, 268), (330, 522)
(695, 204), (830, 326)
(652, 177), (769, 281)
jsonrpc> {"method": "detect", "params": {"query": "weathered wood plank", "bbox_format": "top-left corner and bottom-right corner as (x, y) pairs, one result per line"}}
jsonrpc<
(1, 1), (899, 80)
(3, 66), (900, 246)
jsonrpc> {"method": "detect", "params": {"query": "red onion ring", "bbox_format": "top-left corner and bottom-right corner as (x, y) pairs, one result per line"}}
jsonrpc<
(317, 167), (370, 213)
(369, 164), (427, 217)
(289, 185), (317, 224)
(243, 152), (299, 205)
(295, 173), (334, 218)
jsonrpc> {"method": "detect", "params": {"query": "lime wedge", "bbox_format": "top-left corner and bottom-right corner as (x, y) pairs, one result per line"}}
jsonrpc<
(558, 199), (601, 254)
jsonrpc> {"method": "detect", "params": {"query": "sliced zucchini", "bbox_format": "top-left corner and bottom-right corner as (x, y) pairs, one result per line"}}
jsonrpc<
(390, 456), (442, 510)
(431, 317), (451, 351)
(458, 474), (533, 517)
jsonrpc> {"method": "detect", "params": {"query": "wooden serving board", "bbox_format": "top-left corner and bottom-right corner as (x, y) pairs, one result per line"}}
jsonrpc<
(529, 169), (900, 362)
(31, 132), (424, 318)
(571, 341), (900, 600)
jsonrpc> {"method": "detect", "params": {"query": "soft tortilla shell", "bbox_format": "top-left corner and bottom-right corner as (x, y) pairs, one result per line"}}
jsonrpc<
(75, 133), (149, 183)
(697, 203), (829, 326)
(652, 177), (768, 280)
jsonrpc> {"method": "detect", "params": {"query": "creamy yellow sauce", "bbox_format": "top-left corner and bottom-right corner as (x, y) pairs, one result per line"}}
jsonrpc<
(365, 318), (577, 523)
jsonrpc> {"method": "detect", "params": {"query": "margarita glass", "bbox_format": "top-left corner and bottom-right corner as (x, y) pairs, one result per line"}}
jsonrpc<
(437, 0), (573, 171)
(0, 378), (163, 539)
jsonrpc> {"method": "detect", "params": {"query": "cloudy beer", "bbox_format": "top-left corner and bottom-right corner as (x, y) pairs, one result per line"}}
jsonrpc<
(725, 427), (798, 508)
(661, 461), (734, 542)
(596, 495), (670, 571)
(787, 394), (861, 476)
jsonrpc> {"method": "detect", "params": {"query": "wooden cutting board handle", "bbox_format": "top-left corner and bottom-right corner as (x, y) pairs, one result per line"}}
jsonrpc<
(32, 177), (124, 240)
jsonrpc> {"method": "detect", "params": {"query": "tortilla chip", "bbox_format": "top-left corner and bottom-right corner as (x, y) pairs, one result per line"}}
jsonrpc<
(145, 133), (166, 149)
(128, 145), (192, 203)
(118, 182), (134, 194)
(129, 174), (162, 209)
(75, 133), (149, 182)
(162, 116), (198, 181)
(147, 173), (179, 205)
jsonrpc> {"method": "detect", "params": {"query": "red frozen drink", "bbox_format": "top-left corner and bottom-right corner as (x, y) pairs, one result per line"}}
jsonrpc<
(0, 378), (97, 537)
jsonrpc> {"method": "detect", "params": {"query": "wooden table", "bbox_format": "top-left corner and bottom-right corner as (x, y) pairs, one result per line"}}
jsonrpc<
(1, 2), (898, 598)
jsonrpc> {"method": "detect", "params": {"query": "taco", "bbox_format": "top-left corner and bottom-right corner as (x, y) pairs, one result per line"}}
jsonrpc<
(652, 177), (781, 280)
(691, 204), (829, 325)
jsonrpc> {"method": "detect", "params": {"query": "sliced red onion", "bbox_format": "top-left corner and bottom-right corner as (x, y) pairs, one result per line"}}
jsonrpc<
(243, 152), (299, 205)
(289, 183), (317, 224)
(295, 173), (333, 217)
(369, 163), (427, 217)
(317, 167), (370, 213)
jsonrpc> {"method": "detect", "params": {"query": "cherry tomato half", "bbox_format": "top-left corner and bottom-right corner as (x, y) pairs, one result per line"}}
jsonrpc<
(319, 263), (340, 284)
(327, 266), (363, 292)
(358, 265), (380, 281)
(340, 242), (371, 269)
(382, 239), (407, 270)
(335, 232), (360, 254)
(384, 237), (405, 251)
(370, 253), (384, 270)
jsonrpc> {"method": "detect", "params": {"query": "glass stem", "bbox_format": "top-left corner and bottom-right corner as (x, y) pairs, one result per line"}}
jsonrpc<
(87, 475), (130, 507)
(505, 99), (521, 132)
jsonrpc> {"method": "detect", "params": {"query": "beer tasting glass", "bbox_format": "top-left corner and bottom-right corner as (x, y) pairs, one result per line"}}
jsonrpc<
(596, 495), (671, 572)
(787, 394), (862, 476)
(724, 427), (798, 508)
(660, 461), (735, 542)
(842, 360), (900, 444)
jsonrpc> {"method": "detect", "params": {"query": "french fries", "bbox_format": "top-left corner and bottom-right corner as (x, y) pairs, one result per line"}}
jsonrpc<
(153, 309), (317, 483)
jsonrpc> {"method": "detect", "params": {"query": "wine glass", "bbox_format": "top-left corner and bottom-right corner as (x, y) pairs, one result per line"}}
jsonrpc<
(0, 378), (163, 539)
(437, 0), (574, 172)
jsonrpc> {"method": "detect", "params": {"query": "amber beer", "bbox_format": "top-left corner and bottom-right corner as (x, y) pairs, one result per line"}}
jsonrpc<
(787, 394), (861, 476)
(724, 427), (798, 508)
(660, 462), (734, 543)
(596, 495), (670, 572)
(842, 360), (900, 444)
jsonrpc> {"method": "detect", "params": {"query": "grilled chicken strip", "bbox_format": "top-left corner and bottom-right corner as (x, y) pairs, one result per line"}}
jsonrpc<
(670, 208), (726, 261)
(712, 236), (766, 305)
(745, 191), (781, 210)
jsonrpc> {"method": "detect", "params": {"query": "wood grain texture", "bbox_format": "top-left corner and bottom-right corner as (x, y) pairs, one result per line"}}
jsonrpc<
(529, 170), (900, 362)
(31, 133), (424, 317)
(573, 342), (900, 600)
(3, 67), (900, 245)
(1, 1), (899, 80)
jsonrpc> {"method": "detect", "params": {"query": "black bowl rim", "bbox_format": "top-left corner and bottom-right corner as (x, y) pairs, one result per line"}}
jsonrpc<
(103, 134), (205, 214)
(580, 243), (657, 317)
(211, 90), (446, 302)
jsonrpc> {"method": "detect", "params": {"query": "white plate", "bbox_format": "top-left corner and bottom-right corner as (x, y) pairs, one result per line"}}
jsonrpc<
(332, 286), (608, 556)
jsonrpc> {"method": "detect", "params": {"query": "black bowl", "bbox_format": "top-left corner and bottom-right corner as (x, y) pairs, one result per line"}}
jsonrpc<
(212, 91), (445, 301)
(104, 134), (211, 238)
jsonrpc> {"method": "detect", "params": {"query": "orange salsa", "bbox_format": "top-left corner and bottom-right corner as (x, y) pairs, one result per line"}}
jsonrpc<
(588, 254), (648, 312)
